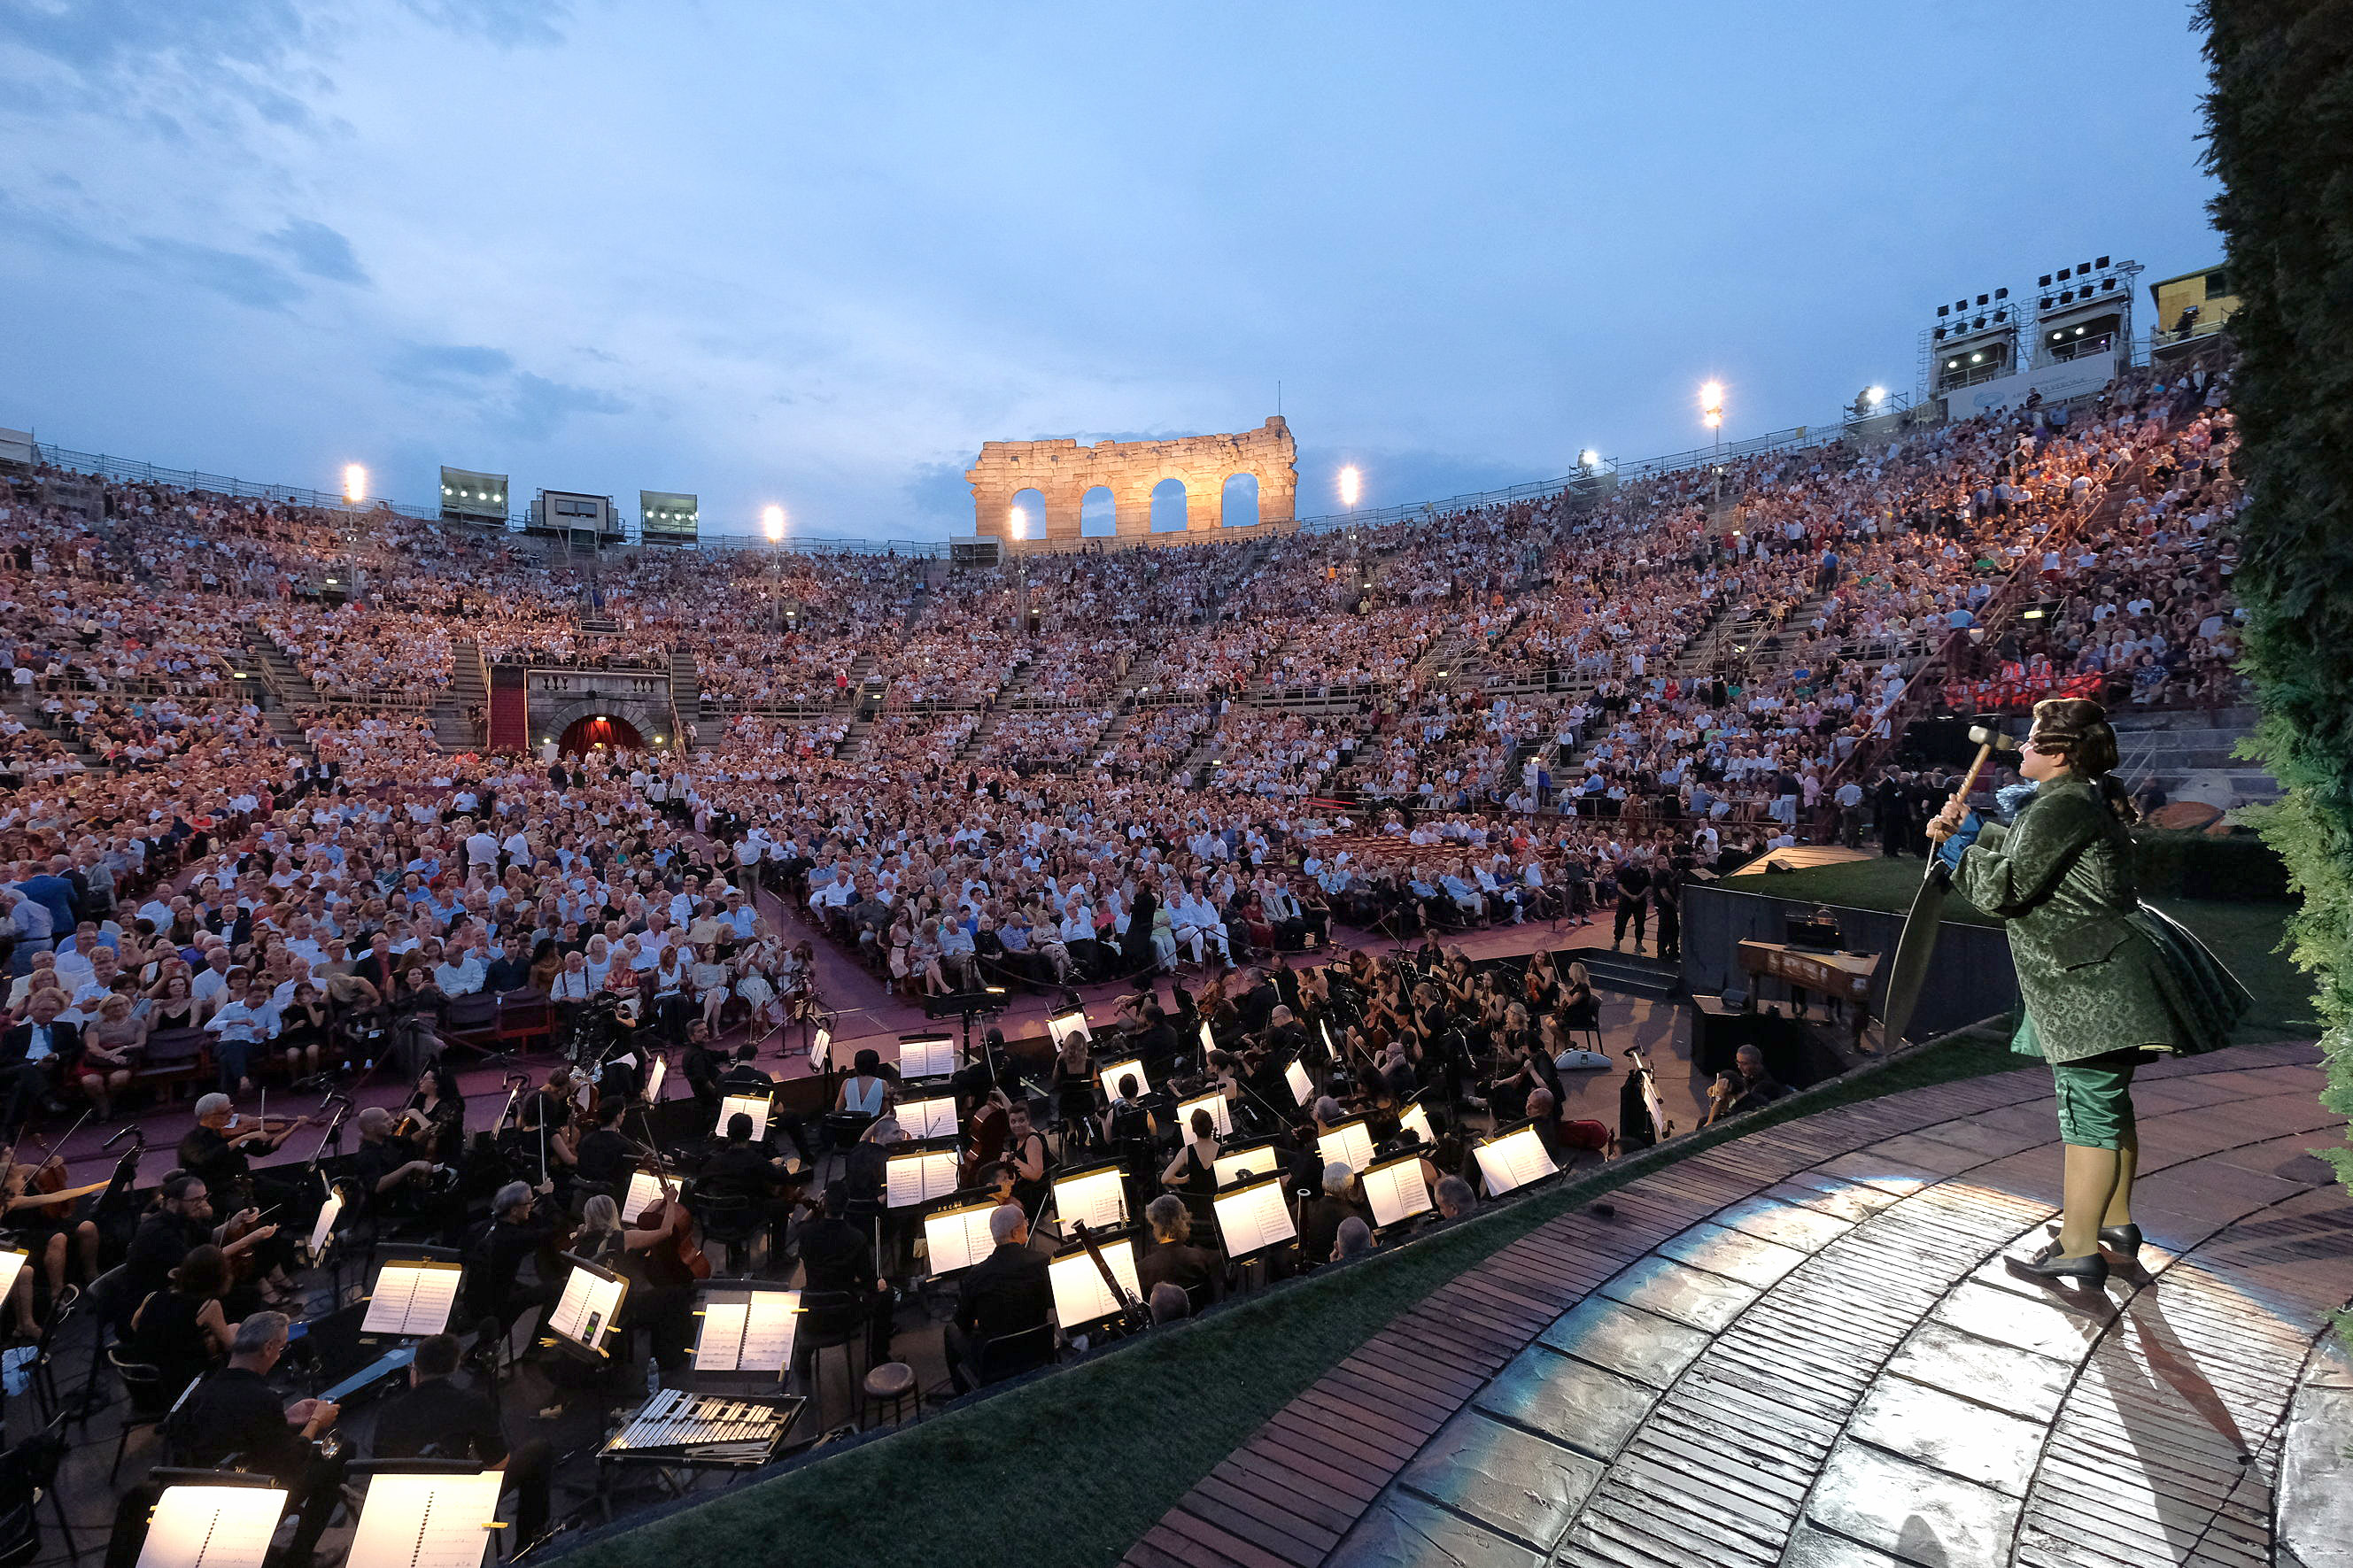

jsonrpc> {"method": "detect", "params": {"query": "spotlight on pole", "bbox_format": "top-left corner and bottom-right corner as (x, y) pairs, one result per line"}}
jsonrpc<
(762, 505), (786, 545)
(1699, 381), (1725, 430)
(1009, 505), (1027, 540)
(1578, 449), (1601, 469)
(342, 464), (366, 506)
(1866, 385), (1888, 406)
(1338, 465), (1361, 510)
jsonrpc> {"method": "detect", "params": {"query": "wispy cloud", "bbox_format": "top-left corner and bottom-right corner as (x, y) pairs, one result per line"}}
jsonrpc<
(264, 219), (369, 285)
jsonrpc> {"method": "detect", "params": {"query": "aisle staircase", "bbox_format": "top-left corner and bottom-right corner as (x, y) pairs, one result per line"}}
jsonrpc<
(431, 639), (485, 752)
(667, 645), (700, 751)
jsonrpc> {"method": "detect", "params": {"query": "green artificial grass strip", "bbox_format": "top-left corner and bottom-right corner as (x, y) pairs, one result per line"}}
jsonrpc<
(565, 1026), (2024, 1568)
(1724, 861), (2312, 1039)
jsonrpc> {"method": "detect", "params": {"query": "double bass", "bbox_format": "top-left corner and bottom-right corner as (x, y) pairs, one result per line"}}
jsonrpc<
(631, 1113), (710, 1287)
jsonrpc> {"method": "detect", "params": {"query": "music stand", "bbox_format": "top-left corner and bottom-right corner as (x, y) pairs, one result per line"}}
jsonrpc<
(689, 1278), (800, 1390)
(883, 1140), (960, 1209)
(547, 1254), (629, 1363)
(1095, 1054), (1149, 1101)
(1047, 1234), (1142, 1337)
(640, 1054), (667, 1106)
(360, 1249), (463, 1341)
(1472, 1121), (1560, 1198)
(1196, 1022), (1217, 1061)
(1045, 1007), (1092, 1053)
(344, 1465), (504, 1568)
(1049, 1160), (1129, 1232)
(808, 1025), (833, 1075)
(621, 1169), (673, 1229)
(896, 1031), (956, 1083)
(895, 1092), (960, 1142)
(1211, 1173), (1296, 1262)
(1284, 1057), (1314, 1107)
(0, 1247), (27, 1309)
(134, 1471), (287, 1568)
(1398, 1099), (1436, 1147)
(1315, 1116), (1375, 1175)
(1211, 1139), (1281, 1190)
(1173, 1089), (1233, 1139)
(716, 1091), (772, 1143)
(919, 1197), (1000, 1278)
(1360, 1151), (1434, 1232)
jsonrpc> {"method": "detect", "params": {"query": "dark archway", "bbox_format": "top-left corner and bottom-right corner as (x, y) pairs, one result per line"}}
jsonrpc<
(561, 713), (646, 755)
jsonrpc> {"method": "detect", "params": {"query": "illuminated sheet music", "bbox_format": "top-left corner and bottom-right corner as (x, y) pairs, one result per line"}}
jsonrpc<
(809, 1026), (832, 1072)
(548, 1264), (626, 1355)
(922, 1200), (1000, 1275)
(1285, 1058), (1314, 1106)
(1361, 1155), (1433, 1228)
(1399, 1102), (1435, 1147)
(1197, 1023), (1217, 1058)
(1474, 1125), (1559, 1197)
(716, 1093), (770, 1142)
(898, 1033), (955, 1078)
(137, 1485), (288, 1568)
(1213, 1143), (1281, 1188)
(346, 1471), (503, 1568)
(1051, 1165), (1127, 1231)
(1045, 1009), (1091, 1051)
(642, 1055), (667, 1103)
(1049, 1237), (1141, 1329)
(623, 1170), (670, 1227)
(1174, 1090), (1232, 1138)
(885, 1147), (959, 1209)
(1212, 1177), (1296, 1257)
(360, 1260), (461, 1337)
(1316, 1118), (1375, 1174)
(306, 1193), (342, 1258)
(1096, 1055), (1148, 1097)
(693, 1286), (799, 1374)
(897, 1094), (959, 1140)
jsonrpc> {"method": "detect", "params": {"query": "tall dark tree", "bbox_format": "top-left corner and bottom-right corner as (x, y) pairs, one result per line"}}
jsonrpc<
(2202, 0), (2353, 1191)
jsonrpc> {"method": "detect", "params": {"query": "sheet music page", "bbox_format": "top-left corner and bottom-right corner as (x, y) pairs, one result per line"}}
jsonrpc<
(1048, 1240), (1140, 1327)
(736, 1288), (798, 1371)
(137, 1486), (288, 1568)
(809, 1027), (832, 1071)
(921, 1151), (958, 1201)
(694, 1300), (748, 1372)
(1053, 1167), (1126, 1230)
(1362, 1159), (1432, 1228)
(360, 1265), (419, 1336)
(623, 1171), (669, 1227)
(1097, 1056), (1146, 1096)
(306, 1194), (342, 1258)
(1046, 1011), (1090, 1051)
(1176, 1092), (1231, 1138)
(1317, 1121), (1374, 1174)
(1213, 1180), (1296, 1256)
(1399, 1102), (1435, 1146)
(1197, 1023), (1216, 1058)
(1285, 1059), (1313, 1106)
(347, 1471), (503, 1568)
(399, 1263), (460, 1337)
(1474, 1128), (1558, 1197)
(642, 1056), (666, 1103)
(899, 1036), (952, 1078)
(886, 1153), (925, 1210)
(716, 1093), (770, 1142)
(900, 1095), (957, 1140)
(923, 1204), (997, 1274)
(549, 1267), (621, 1350)
(1214, 1146), (1278, 1187)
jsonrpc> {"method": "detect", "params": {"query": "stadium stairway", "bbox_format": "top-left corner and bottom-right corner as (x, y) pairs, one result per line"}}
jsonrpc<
(956, 660), (1041, 760)
(432, 639), (486, 753)
(1, 684), (107, 772)
(666, 645), (700, 750)
(2112, 703), (2280, 807)
(246, 631), (321, 712)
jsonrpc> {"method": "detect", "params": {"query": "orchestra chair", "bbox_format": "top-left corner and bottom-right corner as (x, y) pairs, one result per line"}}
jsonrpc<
(793, 1289), (867, 1432)
(972, 1322), (1056, 1388)
(104, 1349), (174, 1484)
(692, 1194), (764, 1274)
(77, 1267), (136, 1428)
(860, 1361), (920, 1430)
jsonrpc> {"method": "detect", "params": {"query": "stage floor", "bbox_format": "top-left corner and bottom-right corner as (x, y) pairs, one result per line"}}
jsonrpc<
(1119, 1041), (2351, 1568)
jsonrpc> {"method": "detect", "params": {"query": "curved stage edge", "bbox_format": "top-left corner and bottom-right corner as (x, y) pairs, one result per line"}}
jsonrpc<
(1118, 1041), (2349, 1568)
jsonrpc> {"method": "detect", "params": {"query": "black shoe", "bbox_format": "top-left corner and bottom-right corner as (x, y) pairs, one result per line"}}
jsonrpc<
(2008, 1242), (2108, 1289)
(2044, 1220), (2145, 1258)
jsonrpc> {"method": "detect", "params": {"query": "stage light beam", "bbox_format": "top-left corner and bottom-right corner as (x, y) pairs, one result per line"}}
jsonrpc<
(762, 505), (786, 544)
(1339, 466), (1361, 509)
(342, 464), (366, 505)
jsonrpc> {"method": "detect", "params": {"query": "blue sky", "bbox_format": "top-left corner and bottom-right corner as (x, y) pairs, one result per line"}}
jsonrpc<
(0, 2), (2221, 540)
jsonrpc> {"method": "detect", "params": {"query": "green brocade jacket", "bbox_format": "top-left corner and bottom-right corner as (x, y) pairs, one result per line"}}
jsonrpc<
(1951, 774), (2249, 1066)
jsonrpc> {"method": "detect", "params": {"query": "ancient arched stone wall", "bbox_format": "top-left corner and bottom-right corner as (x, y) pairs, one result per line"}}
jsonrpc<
(967, 417), (1297, 544)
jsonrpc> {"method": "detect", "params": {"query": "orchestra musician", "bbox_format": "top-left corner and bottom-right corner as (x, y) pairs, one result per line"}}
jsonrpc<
(173, 1093), (310, 1302)
(353, 1105), (464, 1245)
(162, 1313), (345, 1568)
(373, 1332), (554, 1547)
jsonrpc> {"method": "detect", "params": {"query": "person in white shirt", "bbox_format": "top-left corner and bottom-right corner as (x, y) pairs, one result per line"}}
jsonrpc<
(203, 980), (280, 1095)
(463, 825), (499, 870)
(432, 945), (485, 998)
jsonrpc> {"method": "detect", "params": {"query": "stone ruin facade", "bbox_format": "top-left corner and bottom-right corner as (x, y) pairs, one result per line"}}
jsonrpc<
(967, 416), (1297, 545)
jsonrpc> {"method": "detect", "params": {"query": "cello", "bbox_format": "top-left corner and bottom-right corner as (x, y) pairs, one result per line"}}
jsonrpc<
(630, 1111), (710, 1286)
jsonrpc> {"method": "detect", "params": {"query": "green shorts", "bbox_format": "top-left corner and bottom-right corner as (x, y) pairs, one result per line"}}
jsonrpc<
(2049, 1053), (2140, 1149)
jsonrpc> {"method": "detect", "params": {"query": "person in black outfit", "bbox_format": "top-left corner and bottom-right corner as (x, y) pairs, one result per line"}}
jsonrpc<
(353, 1106), (464, 1245)
(1873, 770), (1914, 858)
(792, 1181), (892, 1363)
(943, 1201), (1051, 1393)
(1612, 860), (1653, 951)
(571, 1101), (634, 1193)
(163, 1313), (344, 1566)
(482, 934), (534, 996)
(1137, 1194), (1221, 1307)
(374, 1333), (553, 1545)
(1296, 1162), (1369, 1270)
(1126, 1002), (1181, 1083)
(475, 1181), (557, 1333)
(700, 1112), (806, 1252)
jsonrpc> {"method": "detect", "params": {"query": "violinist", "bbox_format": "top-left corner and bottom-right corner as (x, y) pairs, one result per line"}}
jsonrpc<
(570, 1101), (633, 1192)
(354, 1106), (462, 1245)
(1049, 1029), (1097, 1154)
(1158, 1107), (1221, 1195)
(478, 1179), (558, 1334)
(175, 1093), (308, 1297)
(407, 1063), (468, 1167)
(123, 1174), (277, 1313)
(699, 1111), (804, 1253)
(1261, 1004), (1308, 1064)
(4, 1146), (101, 1302)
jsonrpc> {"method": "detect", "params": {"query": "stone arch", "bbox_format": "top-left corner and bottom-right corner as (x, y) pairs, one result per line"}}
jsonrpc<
(1080, 485), (1117, 537)
(1221, 472), (1261, 529)
(534, 693), (674, 754)
(1008, 487), (1047, 543)
(1149, 477), (1188, 533)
